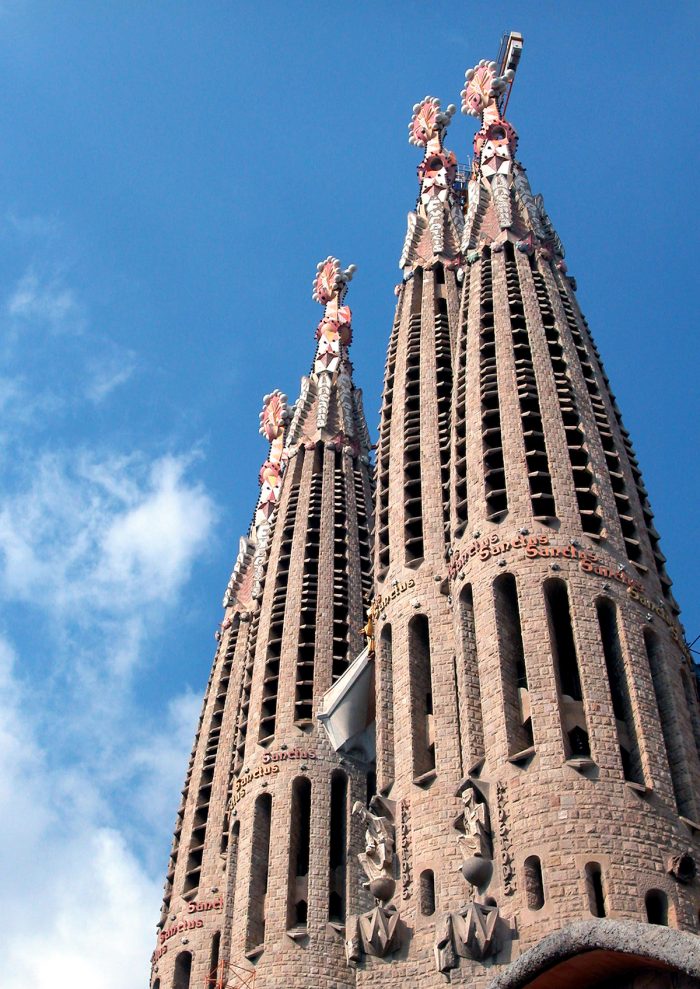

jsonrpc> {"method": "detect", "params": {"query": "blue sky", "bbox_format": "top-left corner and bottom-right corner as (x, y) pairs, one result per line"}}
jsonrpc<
(0, 3), (698, 986)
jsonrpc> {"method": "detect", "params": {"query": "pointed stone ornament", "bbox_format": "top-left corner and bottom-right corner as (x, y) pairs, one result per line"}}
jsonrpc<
(400, 95), (462, 272)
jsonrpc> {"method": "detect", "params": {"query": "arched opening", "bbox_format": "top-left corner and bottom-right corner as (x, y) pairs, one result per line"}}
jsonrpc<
(585, 862), (606, 917)
(459, 584), (484, 767)
(644, 628), (695, 818)
(645, 888), (668, 926)
(544, 579), (590, 759)
(420, 869), (436, 916)
(680, 666), (700, 763)
(208, 931), (221, 988)
(328, 771), (347, 923)
(287, 776), (311, 930)
(228, 819), (240, 915)
(246, 792), (272, 951)
(524, 855), (545, 910)
(409, 614), (436, 781)
(173, 951), (192, 989)
(377, 624), (394, 792)
(596, 598), (644, 785)
(494, 573), (533, 758)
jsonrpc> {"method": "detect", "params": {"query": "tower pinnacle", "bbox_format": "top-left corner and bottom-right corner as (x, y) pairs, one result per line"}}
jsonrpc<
(399, 96), (463, 272)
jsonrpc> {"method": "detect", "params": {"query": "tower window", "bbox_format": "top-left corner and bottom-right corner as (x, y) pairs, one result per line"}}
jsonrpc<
(330, 451), (350, 681)
(258, 452), (305, 745)
(420, 870), (436, 916)
(247, 792), (272, 951)
(585, 862), (606, 917)
(403, 270), (424, 564)
(377, 624), (395, 792)
(544, 578), (590, 759)
(504, 243), (555, 522)
(208, 931), (221, 988)
(454, 268), (471, 533)
(409, 614), (436, 780)
(287, 777), (312, 930)
(459, 584), (484, 767)
(645, 888), (668, 926)
(173, 951), (192, 989)
(523, 855), (545, 910)
(494, 573), (533, 757)
(376, 307), (401, 578)
(328, 771), (348, 923)
(644, 628), (695, 818)
(294, 446), (322, 726)
(596, 598), (644, 785)
(434, 274), (453, 545)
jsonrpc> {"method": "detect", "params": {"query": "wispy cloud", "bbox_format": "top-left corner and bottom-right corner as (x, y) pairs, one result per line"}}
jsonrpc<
(85, 352), (136, 403)
(6, 267), (85, 335)
(0, 210), (217, 986)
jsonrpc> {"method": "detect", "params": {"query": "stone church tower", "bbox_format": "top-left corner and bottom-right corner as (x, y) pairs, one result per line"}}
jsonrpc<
(150, 36), (700, 989)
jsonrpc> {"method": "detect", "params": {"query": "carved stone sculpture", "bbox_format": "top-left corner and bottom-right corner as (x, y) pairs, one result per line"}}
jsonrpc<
(346, 796), (403, 965)
(435, 899), (501, 973)
(455, 780), (493, 890)
(345, 905), (401, 964)
(352, 796), (396, 903)
(667, 851), (697, 884)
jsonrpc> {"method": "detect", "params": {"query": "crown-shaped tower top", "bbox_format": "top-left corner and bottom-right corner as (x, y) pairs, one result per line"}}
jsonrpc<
(399, 96), (464, 272)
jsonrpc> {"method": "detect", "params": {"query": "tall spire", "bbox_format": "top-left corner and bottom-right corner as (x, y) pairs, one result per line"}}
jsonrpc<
(399, 96), (463, 272)
(460, 45), (565, 264)
(286, 256), (371, 457)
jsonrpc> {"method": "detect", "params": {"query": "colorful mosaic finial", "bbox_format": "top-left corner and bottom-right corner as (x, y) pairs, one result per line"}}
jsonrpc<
(408, 96), (456, 150)
(460, 58), (519, 247)
(312, 256), (356, 306)
(312, 257), (355, 372)
(251, 390), (290, 597)
(461, 60), (514, 125)
(459, 39), (564, 259)
(310, 257), (355, 430)
(399, 97), (463, 271)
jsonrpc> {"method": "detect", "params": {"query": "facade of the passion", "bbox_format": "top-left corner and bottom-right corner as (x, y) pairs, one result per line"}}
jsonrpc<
(149, 35), (700, 989)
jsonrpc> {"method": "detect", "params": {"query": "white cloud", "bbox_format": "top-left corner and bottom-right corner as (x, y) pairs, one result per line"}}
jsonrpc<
(0, 214), (218, 987)
(6, 267), (85, 335)
(0, 636), (191, 989)
(85, 354), (136, 403)
(0, 450), (215, 626)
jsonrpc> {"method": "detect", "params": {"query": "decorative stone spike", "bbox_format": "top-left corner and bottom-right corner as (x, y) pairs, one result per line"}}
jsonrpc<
(426, 197), (445, 255)
(399, 211), (427, 270)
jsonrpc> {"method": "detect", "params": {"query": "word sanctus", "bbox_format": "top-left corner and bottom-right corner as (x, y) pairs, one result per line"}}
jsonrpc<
(159, 918), (204, 946)
(262, 748), (318, 764)
(369, 578), (416, 618)
(187, 896), (223, 913)
(231, 763), (280, 809)
(448, 534), (549, 578)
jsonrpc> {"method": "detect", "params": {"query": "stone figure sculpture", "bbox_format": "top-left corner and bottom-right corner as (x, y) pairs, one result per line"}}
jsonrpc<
(456, 781), (493, 889)
(345, 796), (402, 964)
(352, 797), (396, 903)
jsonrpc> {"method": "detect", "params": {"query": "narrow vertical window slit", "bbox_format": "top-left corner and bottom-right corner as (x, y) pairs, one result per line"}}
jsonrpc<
(505, 244), (555, 520)
(479, 251), (508, 521)
(404, 270), (424, 562)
